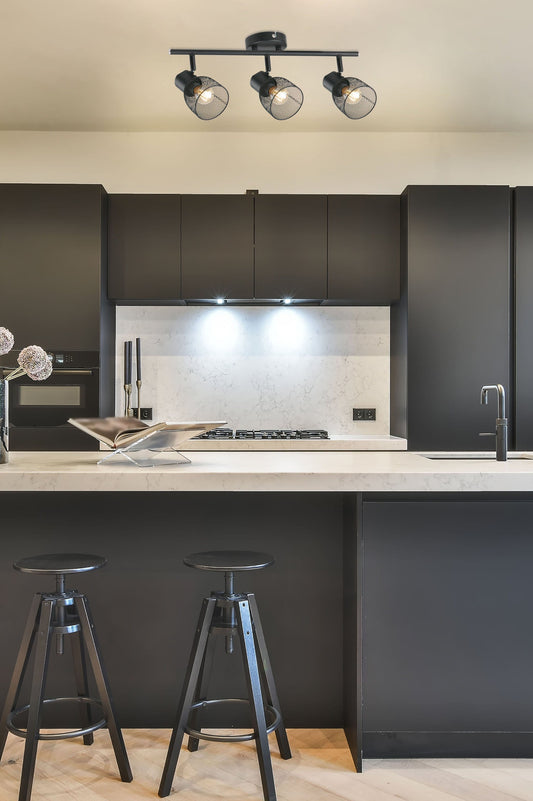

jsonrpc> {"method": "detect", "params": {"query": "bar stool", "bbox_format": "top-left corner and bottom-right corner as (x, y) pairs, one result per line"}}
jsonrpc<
(158, 550), (291, 801)
(0, 553), (132, 801)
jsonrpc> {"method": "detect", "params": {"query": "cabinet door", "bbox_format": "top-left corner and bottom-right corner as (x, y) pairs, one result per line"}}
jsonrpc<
(363, 498), (533, 755)
(181, 195), (253, 299)
(254, 195), (327, 299)
(108, 194), (181, 301)
(0, 184), (104, 350)
(327, 195), (400, 303)
(514, 188), (533, 449)
(391, 186), (511, 451)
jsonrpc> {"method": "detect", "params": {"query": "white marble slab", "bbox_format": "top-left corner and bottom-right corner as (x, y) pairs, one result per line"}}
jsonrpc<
(2, 451), (533, 492)
(116, 306), (390, 435)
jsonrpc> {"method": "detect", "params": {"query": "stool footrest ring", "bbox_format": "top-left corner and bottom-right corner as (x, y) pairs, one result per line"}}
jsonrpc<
(8, 696), (106, 741)
(186, 697), (281, 743)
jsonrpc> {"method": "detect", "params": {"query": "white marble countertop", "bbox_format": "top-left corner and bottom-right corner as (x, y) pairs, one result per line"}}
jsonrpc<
(2, 450), (533, 492)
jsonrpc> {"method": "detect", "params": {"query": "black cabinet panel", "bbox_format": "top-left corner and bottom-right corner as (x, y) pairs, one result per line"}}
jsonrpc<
(254, 195), (327, 299)
(0, 184), (105, 351)
(108, 194), (181, 301)
(392, 186), (511, 451)
(363, 498), (533, 740)
(514, 187), (533, 449)
(181, 195), (253, 299)
(328, 195), (400, 303)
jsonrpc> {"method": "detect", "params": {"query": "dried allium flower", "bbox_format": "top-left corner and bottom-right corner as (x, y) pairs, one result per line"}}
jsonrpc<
(17, 345), (50, 374)
(0, 327), (14, 355)
(27, 358), (53, 382)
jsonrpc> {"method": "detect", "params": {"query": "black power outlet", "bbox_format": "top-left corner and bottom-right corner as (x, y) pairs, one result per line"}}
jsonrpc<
(131, 407), (152, 420)
(353, 408), (376, 421)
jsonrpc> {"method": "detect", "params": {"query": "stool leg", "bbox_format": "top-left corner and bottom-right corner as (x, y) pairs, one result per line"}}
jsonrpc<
(18, 597), (54, 801)
(0, 593), (41, 761)
(159, 596), (216, 798)
(247, 593), (292, 760)
(187, 629), (217, 752)
(70, 630), (94, 746)
(74, 596), (132, 783)
(236, 598), (277, 801)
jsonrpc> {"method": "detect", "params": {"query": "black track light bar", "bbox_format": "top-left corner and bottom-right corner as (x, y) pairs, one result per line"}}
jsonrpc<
(171, 48), (358, 57)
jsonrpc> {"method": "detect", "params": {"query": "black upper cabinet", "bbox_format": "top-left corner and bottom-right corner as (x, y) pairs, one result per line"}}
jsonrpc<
(327, 195), (400, 303)
(181, 195), (254, 299)
(0, 184), (106, 350)
(391, 185), (511, 451)
(254, 195), (327, 299)
(106, 193), (402, 304)
(108, 194), (181, 301)
(514, 187), (533, 449)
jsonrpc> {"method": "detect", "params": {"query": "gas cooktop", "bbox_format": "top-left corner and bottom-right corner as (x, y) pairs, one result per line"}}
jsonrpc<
(195, 428), (329, 440)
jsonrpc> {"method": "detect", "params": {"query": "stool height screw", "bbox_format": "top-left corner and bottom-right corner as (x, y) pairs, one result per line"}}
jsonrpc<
(224, 571), (236, 653)
(55, 573), (66, 655)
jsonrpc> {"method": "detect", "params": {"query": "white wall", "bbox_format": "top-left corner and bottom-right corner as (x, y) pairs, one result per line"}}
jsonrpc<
(1, 131), (533, 192)
(116, 306), (390, 434)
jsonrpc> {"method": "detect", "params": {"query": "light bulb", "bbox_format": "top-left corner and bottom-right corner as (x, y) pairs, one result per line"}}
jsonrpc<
(216, 297), (225, 305)
(194, 85), (214, 104)
(270, 86), (288, 104)
(342, 85), (362, 104)
(282, 297), (292, 305)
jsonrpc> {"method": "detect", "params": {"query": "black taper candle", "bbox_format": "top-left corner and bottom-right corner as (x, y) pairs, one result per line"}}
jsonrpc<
(136, 337), (141, 381)
(124, 340), (132, 385)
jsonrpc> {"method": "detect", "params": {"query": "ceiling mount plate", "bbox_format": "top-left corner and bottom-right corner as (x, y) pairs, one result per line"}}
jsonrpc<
(245, 31), (287, 52)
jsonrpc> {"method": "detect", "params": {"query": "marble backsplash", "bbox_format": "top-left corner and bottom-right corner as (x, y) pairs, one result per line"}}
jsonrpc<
(115, 306), (390, 435)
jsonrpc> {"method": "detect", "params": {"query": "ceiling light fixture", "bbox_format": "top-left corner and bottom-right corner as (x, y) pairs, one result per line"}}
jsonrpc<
(322, 56), (377, 120)
(170, 31), (376, 121)
(174, 55), (229, 120)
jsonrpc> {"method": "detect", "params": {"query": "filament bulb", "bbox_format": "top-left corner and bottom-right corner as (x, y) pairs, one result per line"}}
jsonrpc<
(270, 86), (288, 104)
(194, 85), (214, 104)
(342, 85), (362, 104)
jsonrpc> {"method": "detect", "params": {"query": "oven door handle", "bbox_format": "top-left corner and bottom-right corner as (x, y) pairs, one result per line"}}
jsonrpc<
(50, 369), (95, 375)
(2, 368), (95, 376)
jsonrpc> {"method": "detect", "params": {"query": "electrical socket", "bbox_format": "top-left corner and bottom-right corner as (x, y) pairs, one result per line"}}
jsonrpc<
(131, 407), (152, 420)
(353, 408), (376, 421)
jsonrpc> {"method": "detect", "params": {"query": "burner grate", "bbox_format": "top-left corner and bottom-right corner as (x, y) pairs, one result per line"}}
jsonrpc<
(195, 429), (329, 440)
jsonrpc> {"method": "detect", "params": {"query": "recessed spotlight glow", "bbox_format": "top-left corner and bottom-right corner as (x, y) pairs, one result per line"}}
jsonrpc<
(282, 298), (292, 305)
(216, 297), (225, 305)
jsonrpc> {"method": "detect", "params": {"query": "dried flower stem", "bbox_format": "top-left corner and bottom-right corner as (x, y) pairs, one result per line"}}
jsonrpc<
(2, 366), (26, 381)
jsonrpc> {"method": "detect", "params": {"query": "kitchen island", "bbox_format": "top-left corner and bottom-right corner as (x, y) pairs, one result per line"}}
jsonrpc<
(1, 450), (533, 770)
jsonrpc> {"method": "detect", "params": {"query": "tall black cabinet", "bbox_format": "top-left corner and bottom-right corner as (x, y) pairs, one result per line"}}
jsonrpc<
(0, 184), (114, 449)
(0, 184), (111, 351)
(391, 186), (511, 451)
(514, 187), (533, 450)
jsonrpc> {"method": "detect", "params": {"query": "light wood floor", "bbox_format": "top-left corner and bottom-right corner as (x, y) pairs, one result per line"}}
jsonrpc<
(1, 728), (533, 800)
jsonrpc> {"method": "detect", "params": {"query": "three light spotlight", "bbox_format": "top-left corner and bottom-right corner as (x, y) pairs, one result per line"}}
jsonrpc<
(170, 31), (376, 122)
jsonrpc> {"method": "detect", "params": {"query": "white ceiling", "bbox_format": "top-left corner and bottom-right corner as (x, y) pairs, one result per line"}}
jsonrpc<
(1, 0), (532, 133)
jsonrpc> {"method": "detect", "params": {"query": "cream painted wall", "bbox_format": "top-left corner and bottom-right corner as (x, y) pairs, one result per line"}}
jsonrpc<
(1, 131), (533, 192)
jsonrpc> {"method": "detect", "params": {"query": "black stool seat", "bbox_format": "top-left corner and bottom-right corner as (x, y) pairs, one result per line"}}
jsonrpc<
(184, 550), (274, 572)
(14, 553), (106, 575)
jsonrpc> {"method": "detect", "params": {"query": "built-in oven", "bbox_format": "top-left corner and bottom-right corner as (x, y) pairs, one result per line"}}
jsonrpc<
(4, 351), (100, 450)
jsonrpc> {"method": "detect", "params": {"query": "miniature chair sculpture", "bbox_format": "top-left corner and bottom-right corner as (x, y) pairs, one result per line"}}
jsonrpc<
(158, 550), (291, 801)
(0, 553), (132, 801)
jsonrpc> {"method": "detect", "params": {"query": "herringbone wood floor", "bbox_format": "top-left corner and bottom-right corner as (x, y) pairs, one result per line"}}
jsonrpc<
(1, 729), (533, 800)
